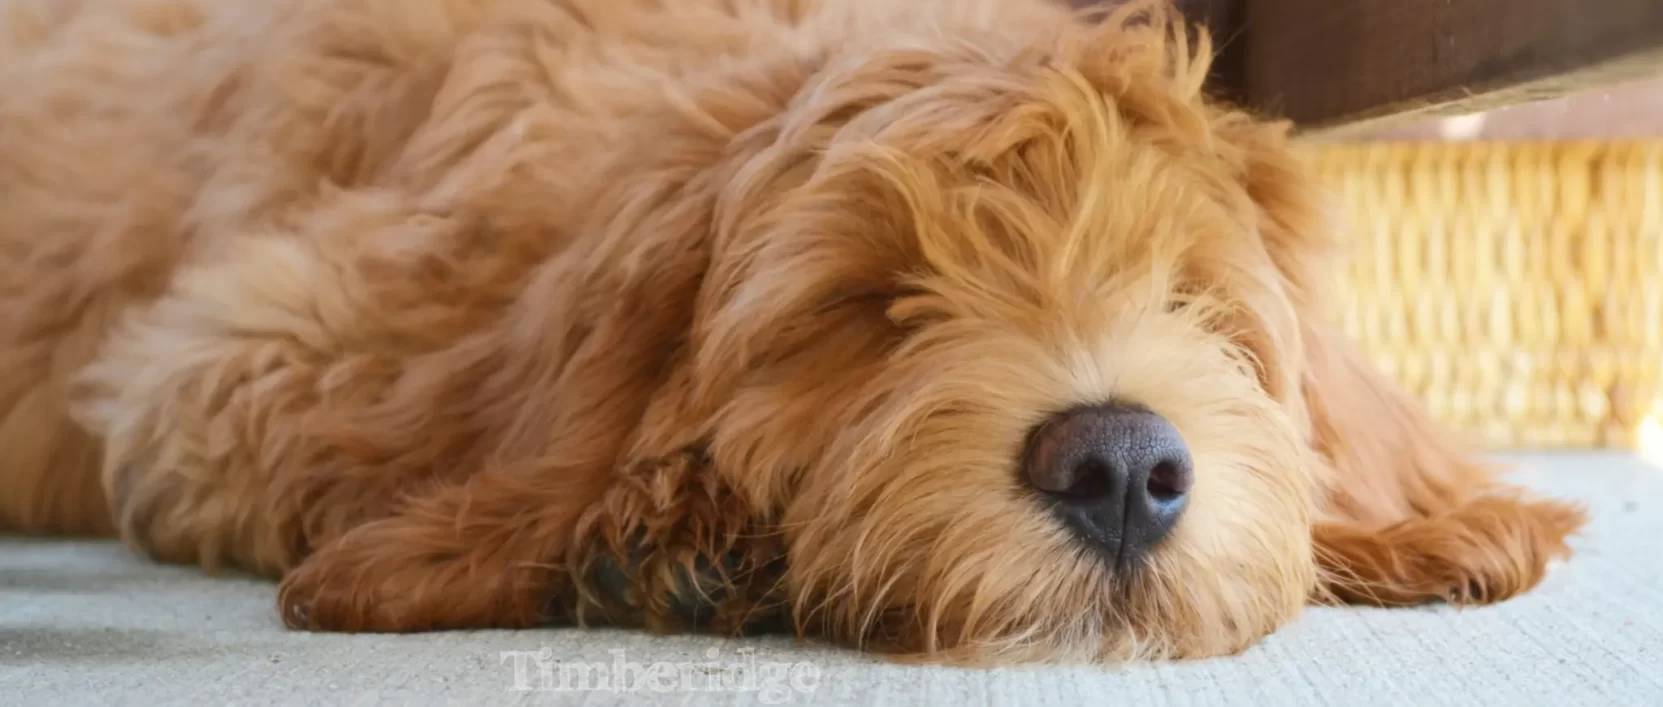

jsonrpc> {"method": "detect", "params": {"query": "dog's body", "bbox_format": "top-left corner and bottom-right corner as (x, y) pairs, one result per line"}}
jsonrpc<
(0, 0), (1583, 663)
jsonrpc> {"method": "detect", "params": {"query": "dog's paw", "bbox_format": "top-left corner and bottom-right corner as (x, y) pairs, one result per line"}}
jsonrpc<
(277, 516), (557, 632)
(276, 538), (410, 632)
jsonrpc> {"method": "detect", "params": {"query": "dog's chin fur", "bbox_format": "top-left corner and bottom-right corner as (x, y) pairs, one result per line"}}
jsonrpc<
(0, 0), (1586, 665)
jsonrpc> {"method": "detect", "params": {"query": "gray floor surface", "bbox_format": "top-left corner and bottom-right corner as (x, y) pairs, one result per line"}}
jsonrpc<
(3, 452), (1660, 706)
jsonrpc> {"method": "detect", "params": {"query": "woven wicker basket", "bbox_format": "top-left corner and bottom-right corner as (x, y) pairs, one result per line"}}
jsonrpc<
(1311, 142), (1663, 450)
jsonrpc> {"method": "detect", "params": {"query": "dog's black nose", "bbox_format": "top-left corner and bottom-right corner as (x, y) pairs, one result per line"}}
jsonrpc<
(1023, 404), (1192, 568)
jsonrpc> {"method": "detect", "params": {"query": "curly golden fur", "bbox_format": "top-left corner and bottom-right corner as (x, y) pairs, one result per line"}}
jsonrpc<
(0, 0), (1585, 664)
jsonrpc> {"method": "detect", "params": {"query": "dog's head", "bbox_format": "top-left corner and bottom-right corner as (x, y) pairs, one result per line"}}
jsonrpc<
(558, 1), (1344, 663)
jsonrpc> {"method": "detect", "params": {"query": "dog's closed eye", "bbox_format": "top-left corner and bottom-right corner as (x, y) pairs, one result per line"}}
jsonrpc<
(879, 285), (945, 331)
(820, 286), (912, 314)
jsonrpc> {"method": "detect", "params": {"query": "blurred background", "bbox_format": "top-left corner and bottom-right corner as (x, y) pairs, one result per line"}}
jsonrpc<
(1311, 76), (1663, 458)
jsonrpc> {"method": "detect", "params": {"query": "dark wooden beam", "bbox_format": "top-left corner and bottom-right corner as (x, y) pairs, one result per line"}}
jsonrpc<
(1232, 0), (1663, 136)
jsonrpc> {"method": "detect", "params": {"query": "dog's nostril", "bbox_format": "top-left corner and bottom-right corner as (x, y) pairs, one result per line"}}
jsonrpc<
(1145, 460), (1190, 503)
(1057, 460), (1114, 500)
(1023, 404), (1193, 568)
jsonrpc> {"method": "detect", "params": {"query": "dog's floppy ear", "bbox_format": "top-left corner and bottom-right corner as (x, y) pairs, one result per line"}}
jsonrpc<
(1210, 111), (1512, 513)
(1212, 114), (1585, 607)
(1297, 313), (1586, 607)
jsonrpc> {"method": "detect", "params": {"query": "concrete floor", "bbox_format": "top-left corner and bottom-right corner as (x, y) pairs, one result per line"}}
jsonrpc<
(3, 452), (1661, 706)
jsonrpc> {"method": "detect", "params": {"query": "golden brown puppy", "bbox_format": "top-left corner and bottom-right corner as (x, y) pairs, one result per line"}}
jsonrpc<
(0, 0), (1584, 664)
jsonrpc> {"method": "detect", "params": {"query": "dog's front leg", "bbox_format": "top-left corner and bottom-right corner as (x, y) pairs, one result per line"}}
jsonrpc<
(271, 205), (726, 631)
(277, 441), (789, 635)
